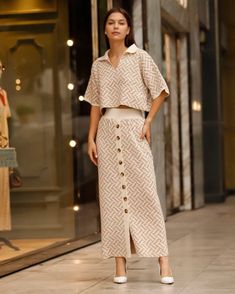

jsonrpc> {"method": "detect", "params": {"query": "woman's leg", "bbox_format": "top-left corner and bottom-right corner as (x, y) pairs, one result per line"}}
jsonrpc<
(115, 257), (127, 276)
(130, 233), (136, 254)
(158, 256), (173, 276)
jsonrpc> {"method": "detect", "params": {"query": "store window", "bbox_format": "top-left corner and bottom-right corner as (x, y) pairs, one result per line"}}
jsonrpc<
(0, 0), (76, 273)
(0, 0), (108, 276)
(69, 0), (101, 234)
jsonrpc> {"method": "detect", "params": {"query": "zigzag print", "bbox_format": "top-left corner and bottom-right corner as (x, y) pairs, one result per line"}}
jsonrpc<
(96, 117), (169, 259)
(84, 46), (170, 112)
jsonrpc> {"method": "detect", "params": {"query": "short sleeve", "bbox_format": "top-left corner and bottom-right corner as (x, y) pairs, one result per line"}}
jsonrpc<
(84, 61), (100, 106)
(140, 51), (170, 100)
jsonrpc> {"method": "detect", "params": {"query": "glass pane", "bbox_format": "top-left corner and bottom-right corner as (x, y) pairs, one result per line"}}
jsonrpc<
(69, 0), (100, 238)
(0, 25), (75, 261)
(0, 0), (100, 272)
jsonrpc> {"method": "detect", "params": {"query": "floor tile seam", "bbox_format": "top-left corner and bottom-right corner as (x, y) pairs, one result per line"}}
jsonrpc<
(78, 274), (113, 293)
(225, 237), (235, 250)
(168, 215), (223, 236)
(167, 232), (191, 245)
(167, 224), (220, 244)
(166, 212), (219, 228)
(204, 240), (235, 266)
(180, 288), (234, 294)
(179, 264), (213, 292)
(0, 271), (29, 285)
(170, 230), (225, 245)
(180, 250), (235, 292)
(167, 214), (226, 227)
(42, 258), (104, 266)
(196, 254), (224, 273)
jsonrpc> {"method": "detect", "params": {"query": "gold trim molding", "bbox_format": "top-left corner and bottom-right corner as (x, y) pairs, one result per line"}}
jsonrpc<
(0, 0), (57, 15)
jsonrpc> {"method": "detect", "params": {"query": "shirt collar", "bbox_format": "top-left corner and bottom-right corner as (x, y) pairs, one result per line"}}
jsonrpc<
(98, 44), (138, 62)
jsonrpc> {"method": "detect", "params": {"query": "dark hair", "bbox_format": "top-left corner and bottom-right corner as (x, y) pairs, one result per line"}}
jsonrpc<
(103, 7), (135, 49)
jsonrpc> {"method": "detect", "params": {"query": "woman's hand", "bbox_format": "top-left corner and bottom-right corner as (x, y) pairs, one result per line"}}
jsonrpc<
(140, 90), (166, 145)
(88, 138), (98, 166)
(140, 120), (151, 145)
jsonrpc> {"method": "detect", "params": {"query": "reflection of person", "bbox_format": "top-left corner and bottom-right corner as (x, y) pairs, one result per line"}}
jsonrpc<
(84, 8), (174, 285)
(0, 60), (12, 231)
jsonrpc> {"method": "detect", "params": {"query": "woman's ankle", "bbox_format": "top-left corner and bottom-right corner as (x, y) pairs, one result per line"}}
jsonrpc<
(115, 256), (126, 263)
(115, 257), (127, 276)
(158, 256), (169, 264)
(158, 256), (173, 277)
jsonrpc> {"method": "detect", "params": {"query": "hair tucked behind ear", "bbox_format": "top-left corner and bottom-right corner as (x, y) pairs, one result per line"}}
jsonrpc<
(103, 7), (135, 49)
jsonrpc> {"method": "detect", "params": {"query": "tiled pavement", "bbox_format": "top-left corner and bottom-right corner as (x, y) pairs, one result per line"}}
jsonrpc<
(0, 196), (235, 294)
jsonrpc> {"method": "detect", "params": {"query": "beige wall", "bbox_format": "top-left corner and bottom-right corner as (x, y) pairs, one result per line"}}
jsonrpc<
(220, 0), (235, 189)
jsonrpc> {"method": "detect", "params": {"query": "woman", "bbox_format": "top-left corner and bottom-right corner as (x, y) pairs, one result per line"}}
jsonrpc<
(84, 8), (174, 284)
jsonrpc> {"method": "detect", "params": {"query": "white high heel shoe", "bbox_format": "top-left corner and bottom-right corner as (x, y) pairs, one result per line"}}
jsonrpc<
(113, 275), (127, 284)
(160, 275), (174, 284)
(158, 263), (174, 284)
(113, 258), (127, 284)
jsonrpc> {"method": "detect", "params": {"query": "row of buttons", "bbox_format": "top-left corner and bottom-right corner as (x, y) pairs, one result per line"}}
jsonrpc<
(115, 123), (128, 214)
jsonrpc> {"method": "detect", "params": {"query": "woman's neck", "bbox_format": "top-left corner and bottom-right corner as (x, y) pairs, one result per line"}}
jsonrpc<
(108, 42), (127, 58)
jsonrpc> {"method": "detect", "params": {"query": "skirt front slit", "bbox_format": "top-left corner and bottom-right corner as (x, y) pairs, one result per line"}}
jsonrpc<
(96, 108), (169, 259)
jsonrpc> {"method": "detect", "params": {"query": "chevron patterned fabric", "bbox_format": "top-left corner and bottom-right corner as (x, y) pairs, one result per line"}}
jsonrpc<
(96, 114), (169, 259)
(84, 44), (170, 114)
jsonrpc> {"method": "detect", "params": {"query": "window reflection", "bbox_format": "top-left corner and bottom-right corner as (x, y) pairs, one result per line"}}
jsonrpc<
(0, 0), (101, 270)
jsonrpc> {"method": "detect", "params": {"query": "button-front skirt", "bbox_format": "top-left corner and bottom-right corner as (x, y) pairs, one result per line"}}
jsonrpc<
(96, 109), (169, 259)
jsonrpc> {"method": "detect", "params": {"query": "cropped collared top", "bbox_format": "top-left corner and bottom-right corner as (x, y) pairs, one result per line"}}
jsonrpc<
(84, 44), (170, 113)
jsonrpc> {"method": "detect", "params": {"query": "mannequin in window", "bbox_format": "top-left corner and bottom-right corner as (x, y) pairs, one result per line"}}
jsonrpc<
(0, 59), (12, 231)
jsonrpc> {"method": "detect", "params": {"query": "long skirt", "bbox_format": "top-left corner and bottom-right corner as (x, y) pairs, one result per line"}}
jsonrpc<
(96, 107), (169, 259)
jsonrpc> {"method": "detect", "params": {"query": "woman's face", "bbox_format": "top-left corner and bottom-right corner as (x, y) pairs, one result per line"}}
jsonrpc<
(105, 12), (130, 44)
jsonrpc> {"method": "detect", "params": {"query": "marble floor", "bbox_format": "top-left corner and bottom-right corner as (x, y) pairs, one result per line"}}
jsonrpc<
(0, 196), (235, 294)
